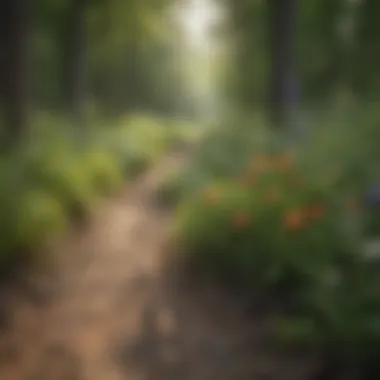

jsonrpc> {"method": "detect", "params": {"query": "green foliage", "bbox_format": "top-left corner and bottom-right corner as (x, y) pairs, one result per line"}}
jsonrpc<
(0, 112), (176, 271)
(223, 0), (380, 108)
(0, 154), (69, 265)
(110, 113), (195, 176)
(32, 0), (189, 115)
(176, 150), (358, 291)
(159, 113), (284, 204)
(275, 260), (380, 368)
(171, 111), (380, 373)
(83, 149), (124, 195)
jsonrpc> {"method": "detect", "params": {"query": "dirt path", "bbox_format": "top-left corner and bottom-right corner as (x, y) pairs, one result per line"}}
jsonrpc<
(0, 153), (316, 380)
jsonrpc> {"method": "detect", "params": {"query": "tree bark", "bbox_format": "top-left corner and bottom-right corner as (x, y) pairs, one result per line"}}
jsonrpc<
(1, 0), (31, 141)
(269, 0), (298, 128)
(352, 0), (380, 98)
(63, 0), (87, 127)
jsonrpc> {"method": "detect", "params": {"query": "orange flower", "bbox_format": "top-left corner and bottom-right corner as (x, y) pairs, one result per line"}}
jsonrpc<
(265, 189), (281, 203)
(283, 208), (305, 231)
(275, 151), (294, 172)
(203, 187), (219, 204)
(307, 203), (326, 221)
(232, 211), (251, 229)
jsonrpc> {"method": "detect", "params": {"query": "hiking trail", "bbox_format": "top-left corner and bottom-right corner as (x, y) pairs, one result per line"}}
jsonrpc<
(0, 153), (316, 380)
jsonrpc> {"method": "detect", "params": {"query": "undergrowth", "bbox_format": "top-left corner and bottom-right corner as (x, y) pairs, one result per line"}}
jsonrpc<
(168, 106), (380, 377)
(0, 112), (192, 273)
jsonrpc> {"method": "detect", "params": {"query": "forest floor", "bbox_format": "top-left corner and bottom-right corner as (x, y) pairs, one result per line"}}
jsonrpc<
(0, 152), (318, 380)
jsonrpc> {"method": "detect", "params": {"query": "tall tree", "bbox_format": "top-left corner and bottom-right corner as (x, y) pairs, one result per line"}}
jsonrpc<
(352, 0), (380, 98)
(269, 0), (298, 128)
(1, 0), (31, 141)
(62, 0), (87, 126)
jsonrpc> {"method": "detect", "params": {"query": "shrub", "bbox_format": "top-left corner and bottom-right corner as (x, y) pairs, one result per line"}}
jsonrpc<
(111, 114), (170, 175)
(13, 188), (68, 252)
(275, 257), (380, 372)
(173, 110), (380, 375)
(176, 150), (361, 293)
(0, 112), (178, 272)
(0, 157), (68, 266)
(82, 148), (125, 195)
(26, 149), (101, 219)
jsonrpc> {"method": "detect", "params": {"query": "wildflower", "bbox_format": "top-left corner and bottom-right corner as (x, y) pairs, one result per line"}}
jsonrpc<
(203, 187), (219, 204)
(283, 208), (305, 232)
(232, 211), (251, 229)
(275, 151), (294, 172)
(307, 203), (326, 221)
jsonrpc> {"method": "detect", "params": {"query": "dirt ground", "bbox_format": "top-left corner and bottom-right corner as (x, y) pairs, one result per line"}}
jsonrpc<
(0, 153), (318, 380)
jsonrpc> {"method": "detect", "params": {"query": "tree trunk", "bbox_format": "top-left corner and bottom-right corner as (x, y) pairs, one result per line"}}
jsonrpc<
(352, 0), (380, 99)
(63, 0), (87, 127)
(1, 0), (31, 141)
(269, 0), (298, 129)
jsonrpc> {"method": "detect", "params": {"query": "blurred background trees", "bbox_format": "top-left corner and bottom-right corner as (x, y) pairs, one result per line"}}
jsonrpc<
(220, 0), (380, 127)
(2, 0), (380, 136)
(0, 0), (196, 142)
